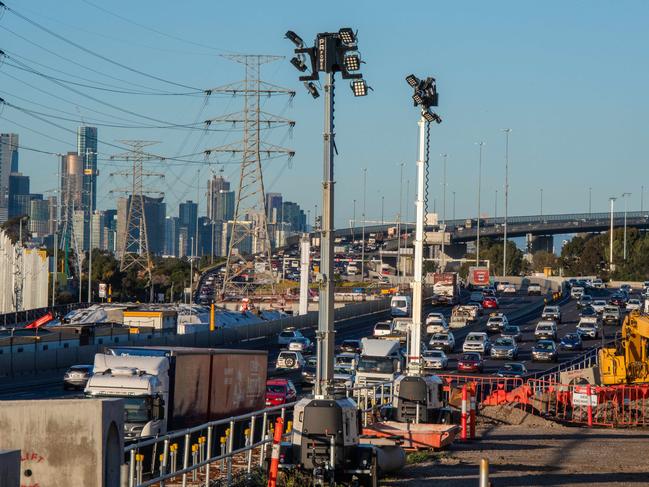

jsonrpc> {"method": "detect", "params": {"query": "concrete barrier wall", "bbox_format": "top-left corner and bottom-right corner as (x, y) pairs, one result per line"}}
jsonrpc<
(0, 399), (123, 487)
(501, 276), (564, 293)
(0, 297), (391, 379)
(608, 280), (644, 289)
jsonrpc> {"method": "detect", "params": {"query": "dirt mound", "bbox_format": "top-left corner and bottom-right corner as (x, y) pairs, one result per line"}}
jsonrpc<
(479, 405), (564, 428)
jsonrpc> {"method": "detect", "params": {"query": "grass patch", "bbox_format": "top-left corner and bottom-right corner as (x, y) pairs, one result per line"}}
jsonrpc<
(406, 450), (445, 464)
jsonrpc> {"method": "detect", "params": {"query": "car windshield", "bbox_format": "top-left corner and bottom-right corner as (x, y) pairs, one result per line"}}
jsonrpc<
(579, 323), (595, 329)
(461, 354), (478, 361)
(266, 385), (286, 394)
(538, 325), (553, 331)
(334, 367), (350, 375)
(502, 363), (523, 372)
(70, 366), (91, 372)
(536, 342), (554, 350)
(375, 323), (391, 330)
(466, 335), (483, 342)
(503, 326), (518, 333)
(290, 338), (306, 344)
(336, 355), (355, 365)
(123, 397), (151, 424)
(604, 307), (618, 313)
(392, 300), (407, 308)
(343, 340), (359, 347)
(544, 307), (558, 313)
(423, 351), (443, 358)
(432, 334), (449, 341)
(594, 301), (606, 306)
(494, 338), (514, 346)
(279, 352), (297, 360)
(306, 357), (317, 367)
(489, 318), (503, 323)
(563, 334), (578, 341)
(280, 331), (295, 338)
(357, 357), (395, 373)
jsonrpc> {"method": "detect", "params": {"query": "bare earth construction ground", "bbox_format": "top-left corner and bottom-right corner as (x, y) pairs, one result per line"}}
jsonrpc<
(384, 406), (649, 486)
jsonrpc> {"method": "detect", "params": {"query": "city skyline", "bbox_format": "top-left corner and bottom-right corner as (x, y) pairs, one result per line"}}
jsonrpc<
(1, 2), (647, 228)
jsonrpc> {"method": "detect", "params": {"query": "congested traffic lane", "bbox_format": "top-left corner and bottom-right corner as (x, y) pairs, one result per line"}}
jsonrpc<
(441, 288), (621, 376)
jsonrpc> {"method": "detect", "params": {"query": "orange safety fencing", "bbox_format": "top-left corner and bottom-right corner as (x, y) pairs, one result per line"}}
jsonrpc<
(438, 374), (649, 428)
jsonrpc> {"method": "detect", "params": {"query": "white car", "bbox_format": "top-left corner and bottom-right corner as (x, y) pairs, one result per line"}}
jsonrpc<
(535, 321), (558, 341)
(429, 332), (456, 352)
(373, 321), (394, 337)
(288, 337), (312, 352)
(496, 281), (509, 292)
(503, 284), (517, 294)
(626, 299), (642, 311)
(541, 306), (561, 323)
(591, 300), (608, 314)
(278, 328), (305, 346)
(463, 332), (491, 354)
(276, 351), (306, 370)
(592, 279), (604, 289)
(425, 313), (448, 334)
(422, 350), (448, 370)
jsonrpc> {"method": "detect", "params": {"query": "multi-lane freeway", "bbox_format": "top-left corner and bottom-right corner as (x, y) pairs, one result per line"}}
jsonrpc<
(1, 287), (618, 402)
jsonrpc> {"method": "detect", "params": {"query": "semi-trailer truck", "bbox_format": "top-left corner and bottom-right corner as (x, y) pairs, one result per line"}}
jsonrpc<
(84, 346), (267, 440)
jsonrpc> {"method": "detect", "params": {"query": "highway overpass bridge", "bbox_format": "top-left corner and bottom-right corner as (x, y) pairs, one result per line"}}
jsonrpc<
(324, 211), (649, 243)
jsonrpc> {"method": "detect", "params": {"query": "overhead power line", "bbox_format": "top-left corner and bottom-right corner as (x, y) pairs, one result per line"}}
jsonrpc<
(1, 2), (202, 91)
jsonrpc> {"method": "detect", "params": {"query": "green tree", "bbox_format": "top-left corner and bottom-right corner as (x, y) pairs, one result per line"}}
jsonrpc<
(532, 250), (558, 273)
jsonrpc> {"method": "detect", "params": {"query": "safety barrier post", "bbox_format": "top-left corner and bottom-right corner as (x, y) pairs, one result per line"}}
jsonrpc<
(205, 426), (213, 486)
(128, 449), (136, 487)
(182, 433), (190, 487)
(267, 417), (285, 487)
(586, 384), (593, 427)
(259, 412), (269, 467)
(160, 438), (170, 486)
(470, 385), (476, 440)
(227, 419), (235, 483)
(191, 444), (198, 481)
(247, 416), (257, 474)
(460, 384), (468, 441)
(220, 436), (227, 471)
(479, 458), (489, 487)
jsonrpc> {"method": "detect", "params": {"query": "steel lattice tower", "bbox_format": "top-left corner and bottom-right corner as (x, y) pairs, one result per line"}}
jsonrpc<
(110, 140), (163, 282)
(204, 55), (295, 296)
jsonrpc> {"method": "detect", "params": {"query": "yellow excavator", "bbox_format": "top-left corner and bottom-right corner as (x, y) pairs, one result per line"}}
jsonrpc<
(598, 311), (649, 385)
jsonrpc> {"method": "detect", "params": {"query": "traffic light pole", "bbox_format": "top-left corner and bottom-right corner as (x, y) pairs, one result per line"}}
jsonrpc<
(315, 72), (335, 398)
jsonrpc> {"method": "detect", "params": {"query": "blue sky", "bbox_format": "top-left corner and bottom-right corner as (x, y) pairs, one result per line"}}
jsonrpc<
(1, 0), (648, 227)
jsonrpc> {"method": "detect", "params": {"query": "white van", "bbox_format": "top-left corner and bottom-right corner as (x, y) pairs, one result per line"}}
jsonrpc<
(390, 295), (412, 317)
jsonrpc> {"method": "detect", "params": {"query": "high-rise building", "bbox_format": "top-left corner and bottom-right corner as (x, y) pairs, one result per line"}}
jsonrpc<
(164, 216), (180, 257)
(47, 196), (57, 235)
(8, 172), (30, 218)
(116, 195), (166, 258)
(0, 133), (19, 222)
(29, 198), (49, 237)
(207, 175), (235, 222)
(73, 209), (86, 251)
(282, 201), (306, 233)
(197, 216), (214, 256)
(266, 192), (283, 224)
(178, 200), (198, 255)
(104, 209), (118, 252)
(77, 126), (98, 213)
(60, 152), (84, 247)
(90, 211), (106, 250)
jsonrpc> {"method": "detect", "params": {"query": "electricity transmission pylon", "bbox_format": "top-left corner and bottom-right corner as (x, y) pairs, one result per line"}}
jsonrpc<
(110, 140), (164, 288)
(204, 54), (295, 297)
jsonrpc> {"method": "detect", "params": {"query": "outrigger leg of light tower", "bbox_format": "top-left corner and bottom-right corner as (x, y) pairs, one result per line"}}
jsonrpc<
(279, 27), (380, 487)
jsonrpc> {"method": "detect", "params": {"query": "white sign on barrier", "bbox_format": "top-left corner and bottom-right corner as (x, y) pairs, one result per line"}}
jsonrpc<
(572, 387), (597, 407)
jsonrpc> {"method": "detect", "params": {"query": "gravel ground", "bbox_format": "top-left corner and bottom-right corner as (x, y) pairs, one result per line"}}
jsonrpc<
(383, 408), (649, 486)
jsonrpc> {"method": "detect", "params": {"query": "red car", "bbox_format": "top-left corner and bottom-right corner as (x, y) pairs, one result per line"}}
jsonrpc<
(457, 352), (484, 373)
(482, 297), (498, 309)
(265, 378), (298, 406)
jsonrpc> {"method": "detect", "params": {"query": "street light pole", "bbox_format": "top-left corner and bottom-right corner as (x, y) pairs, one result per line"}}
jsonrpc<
(502, 128), (511, 277)
(361, 167), (367, 280)
(540, 188), (544, 218)
(352, 199), (356, 242)
(622, 192), (631, 260)
(494, 189), (498, 220)
(476, 142), (484, 266)
(441, 153), (447, 224)
(397, 162), (405, 281)
(609, 197), (616, 273)
(381, 195), (384, 225)
(452, 191), (456, 221)
(588, 187), (592, 216)
(642, 185), (645, 213)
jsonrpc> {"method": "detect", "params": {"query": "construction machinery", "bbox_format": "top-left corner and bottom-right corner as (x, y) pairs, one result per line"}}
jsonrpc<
(598, 311), (649, 385)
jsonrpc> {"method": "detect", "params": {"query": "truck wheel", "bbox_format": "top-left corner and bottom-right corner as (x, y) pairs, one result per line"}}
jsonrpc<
(285, 357), (295, 368)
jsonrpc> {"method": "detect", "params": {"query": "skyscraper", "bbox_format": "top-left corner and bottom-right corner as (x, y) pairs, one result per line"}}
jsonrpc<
(8, 172), (30, 218)
(164, 216), (180, 257)
(266, 192), (283, 224)
(282, 201), (306, 233)
(179, 200), (198, 255)
(60, 152), (84, 249)
(207, 175), (235, 222)
(77, 126), (98, 213)
(29, 198), (49, 237)
(0, 133), (19, 223)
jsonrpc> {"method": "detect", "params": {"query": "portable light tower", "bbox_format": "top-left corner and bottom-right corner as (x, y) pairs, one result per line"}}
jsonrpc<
(282, 28), (377, 486)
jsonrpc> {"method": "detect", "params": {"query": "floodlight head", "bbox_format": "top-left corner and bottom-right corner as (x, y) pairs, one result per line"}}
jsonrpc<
(422, 108), (442, 124)
(339, 28), (356, 45)
(344, 54), (361, 72)
(412, 92), (424, 106)
(290, 57), (308, 72)
(304, 81), (320, 99)
(351, 79), (368, 97)
(285, 30), (305, 48)
(405, 74), (419, 88)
